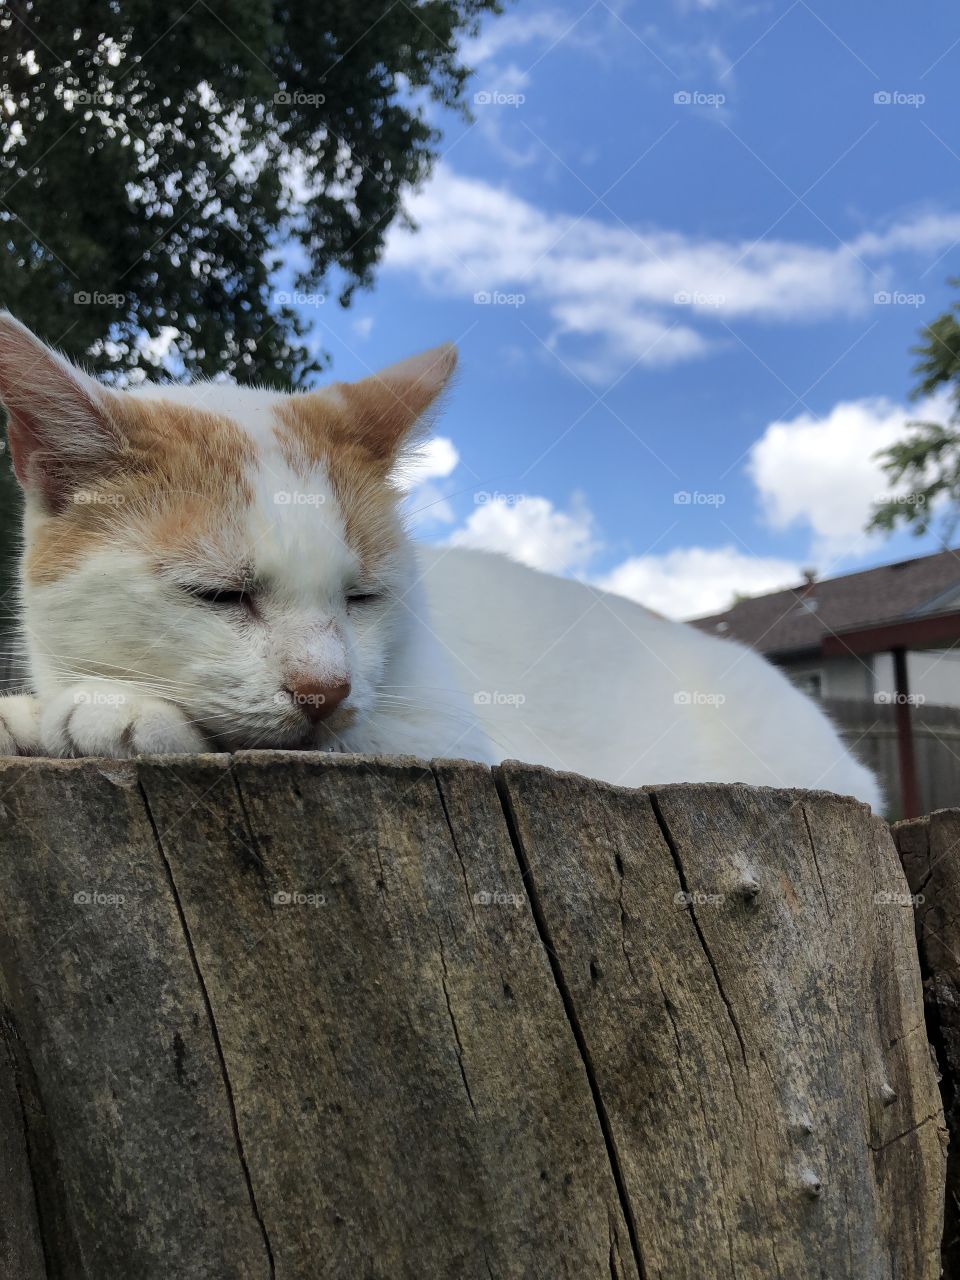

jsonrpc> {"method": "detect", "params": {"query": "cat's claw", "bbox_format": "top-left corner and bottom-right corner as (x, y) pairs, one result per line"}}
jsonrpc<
(0, 694), (44, 756)
(41, 685), (208, 758)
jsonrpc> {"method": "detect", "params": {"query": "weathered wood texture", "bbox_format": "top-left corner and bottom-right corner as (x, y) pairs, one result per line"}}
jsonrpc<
(0, 753), (946, 1279)
(894, 809), (960, 1277)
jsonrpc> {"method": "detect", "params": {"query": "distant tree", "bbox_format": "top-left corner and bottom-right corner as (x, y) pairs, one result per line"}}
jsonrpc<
(869, 280), (960, 540)
(0, 0), (500, 387)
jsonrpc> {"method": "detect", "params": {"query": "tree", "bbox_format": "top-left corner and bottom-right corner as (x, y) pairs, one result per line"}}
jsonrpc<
(0, 0), (499, 387)
(869, 280), (960, 539)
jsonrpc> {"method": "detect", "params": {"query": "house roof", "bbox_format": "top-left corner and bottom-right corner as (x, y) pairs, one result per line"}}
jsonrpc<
(689, 547), (960, 656)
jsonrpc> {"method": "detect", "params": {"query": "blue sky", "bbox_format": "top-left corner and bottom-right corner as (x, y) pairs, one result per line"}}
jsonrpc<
(293, 0), (960, 617)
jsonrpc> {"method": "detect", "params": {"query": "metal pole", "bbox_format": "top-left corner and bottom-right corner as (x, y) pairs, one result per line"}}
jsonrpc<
(892, 646), (919, 818)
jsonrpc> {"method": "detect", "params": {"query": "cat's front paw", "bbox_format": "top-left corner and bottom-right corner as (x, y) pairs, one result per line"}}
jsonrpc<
(41, 685), (208, 758)
(0, 694), (44, 756)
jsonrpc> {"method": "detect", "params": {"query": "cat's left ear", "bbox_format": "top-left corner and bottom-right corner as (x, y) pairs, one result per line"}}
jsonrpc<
(335, 343), (458, 466)
(0, 312), (122, 512)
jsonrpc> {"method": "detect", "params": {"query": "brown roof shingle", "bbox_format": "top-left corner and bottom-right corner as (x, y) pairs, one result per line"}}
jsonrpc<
(689, 548), (960, 655)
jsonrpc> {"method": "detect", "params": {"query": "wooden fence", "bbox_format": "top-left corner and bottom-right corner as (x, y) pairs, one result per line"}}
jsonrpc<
(825, 697), (960, 818)
(0, 753), (949, 1278)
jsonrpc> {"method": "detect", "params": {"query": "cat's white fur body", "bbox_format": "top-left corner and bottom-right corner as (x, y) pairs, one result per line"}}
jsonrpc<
(0, 315), (881, 809)
(416, 546), (882, 807)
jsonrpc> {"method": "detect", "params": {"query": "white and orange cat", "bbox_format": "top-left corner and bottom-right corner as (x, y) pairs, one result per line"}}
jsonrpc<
(0, 312), (880, 807)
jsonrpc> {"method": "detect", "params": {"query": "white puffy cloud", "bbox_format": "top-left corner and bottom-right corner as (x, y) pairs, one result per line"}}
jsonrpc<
(449, 492), (600, 574)
(596, 546), (802, 618)
(398, 436), (461, 529)
(444, 490), (799, 618)
(421, 387), (957, 616)
(384, 166), (960, 383)
(747, 392), (950, 556)
(400, 436), (460, 488)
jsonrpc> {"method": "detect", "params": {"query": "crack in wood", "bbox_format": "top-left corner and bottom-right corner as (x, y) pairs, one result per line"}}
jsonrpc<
(138, 778), (276, 1279)
(801, 805), (833, 922)
(493, 767), (647, 1280)
(434, 926), (478, 1119)
(432, 767), (480, 926)
(0, 1009), (55, 1278)
(648, 792), (749, 1071)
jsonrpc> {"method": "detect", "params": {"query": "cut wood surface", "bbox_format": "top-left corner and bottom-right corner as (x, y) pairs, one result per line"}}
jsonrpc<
(0, 753), (947, 1280)
(894, 809), (960, 1278)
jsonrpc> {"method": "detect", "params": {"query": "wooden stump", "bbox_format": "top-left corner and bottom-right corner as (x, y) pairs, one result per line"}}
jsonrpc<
(894, 810), (960, 1278)
(0, 753), (946, 1279)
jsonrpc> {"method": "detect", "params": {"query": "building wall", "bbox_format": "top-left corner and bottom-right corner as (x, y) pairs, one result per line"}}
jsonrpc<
(874, 648), (960, 708)
(781, 648), (960, 708)
(821, 655), (876, 701)
(779, 654), (875, 701)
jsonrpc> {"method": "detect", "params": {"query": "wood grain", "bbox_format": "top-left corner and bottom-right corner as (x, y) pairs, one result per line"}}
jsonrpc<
(497, 763), (947, 1280)
(0, 753), (945, 1278)
(894, 809), (960, 1278)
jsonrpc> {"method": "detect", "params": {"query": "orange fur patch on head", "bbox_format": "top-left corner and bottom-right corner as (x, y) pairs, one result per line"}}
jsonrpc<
(25, 397), (256, 584)
(273, 343), (457, 575)
(274, 394), (405, 576)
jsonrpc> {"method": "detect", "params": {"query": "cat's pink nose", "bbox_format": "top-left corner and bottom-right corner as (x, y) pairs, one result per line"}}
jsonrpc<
(284, 677), (351, 723)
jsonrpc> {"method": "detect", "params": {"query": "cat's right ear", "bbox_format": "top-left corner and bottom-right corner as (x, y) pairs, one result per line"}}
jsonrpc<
(0, 312), (121, 513)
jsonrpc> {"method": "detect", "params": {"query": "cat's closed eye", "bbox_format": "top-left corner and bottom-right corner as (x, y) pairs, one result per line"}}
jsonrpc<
(346, 591), (383, 606)
(181, 584), (251, 608)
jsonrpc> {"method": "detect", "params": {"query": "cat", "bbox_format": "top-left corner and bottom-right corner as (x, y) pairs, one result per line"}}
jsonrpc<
(0, 311), (881, 809)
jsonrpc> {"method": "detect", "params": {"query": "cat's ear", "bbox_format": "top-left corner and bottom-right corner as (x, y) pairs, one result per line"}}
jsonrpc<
(335, 343), (458, 466)
(0, 311), (121, 512)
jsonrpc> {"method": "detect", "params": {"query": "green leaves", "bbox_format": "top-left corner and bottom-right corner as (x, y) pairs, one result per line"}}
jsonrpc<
(869, 281), (960, 539)
(0, 0), (499, 388)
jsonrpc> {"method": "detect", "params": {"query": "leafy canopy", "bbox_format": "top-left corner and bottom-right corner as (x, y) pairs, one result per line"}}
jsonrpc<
(0, 0), (499, 388)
